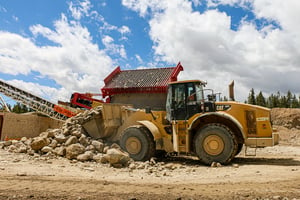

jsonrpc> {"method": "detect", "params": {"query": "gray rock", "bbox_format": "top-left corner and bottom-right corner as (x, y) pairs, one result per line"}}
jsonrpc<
(62, 128), (70, 136)
(211, 162), (222, 168)
(54, 134), (67, 143)
(103, 146), (109, 154)
(30, 137), (50, 151)
(24, 138), (32, 146)
(93, 154), (108, 164)
(20, 137), (27, 142)
(27, 149), (35, 156)
(48, 140), (58, 148)
(85, 144), (95, 152)
(129, 163), (137, 170)
(65, 136), (78, 146)
(39, 132), (50, 138)
(54, 147), (66, 156)
(92, 141), (104, 153)
(39, 130), (56, 138)
(79, 135), (89, 146)
(11, 140), (19, 145)
(66, 144), (85, 159)
(71, 130), (82, 138)
(41, 146), (53, 153)
(8, 145), (17, 153)
(106, 148), (130, 166)
(77, 151), (94, 162)
(16, 144), (27, 153)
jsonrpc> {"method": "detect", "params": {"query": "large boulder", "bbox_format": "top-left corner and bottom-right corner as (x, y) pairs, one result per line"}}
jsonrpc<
(65, 144), (85, 159)
(91, 141), (104, 153)
(30, 137), (50, 151)
(105, 148), (131, 166)
(77, 151), (94, 162)
(65, 136), (78, 146)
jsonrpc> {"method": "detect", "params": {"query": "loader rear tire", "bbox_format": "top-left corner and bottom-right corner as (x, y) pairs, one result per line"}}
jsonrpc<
(120, 126), (155, 161)
(194, 124), (238, 165)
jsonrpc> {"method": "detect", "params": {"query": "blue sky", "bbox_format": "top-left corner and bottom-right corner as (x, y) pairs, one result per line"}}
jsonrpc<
(0, 0), (299, 105)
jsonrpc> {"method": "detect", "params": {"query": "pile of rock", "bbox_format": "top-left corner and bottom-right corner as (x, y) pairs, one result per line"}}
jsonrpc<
(0, 107), (131, 168)
(271, 108), (300, 129)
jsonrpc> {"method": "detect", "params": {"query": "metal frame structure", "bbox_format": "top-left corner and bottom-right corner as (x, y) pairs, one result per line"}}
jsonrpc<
(0, 79), (75, 120)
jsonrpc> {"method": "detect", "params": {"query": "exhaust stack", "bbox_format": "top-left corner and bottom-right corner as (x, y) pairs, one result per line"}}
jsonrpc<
(229, 80), (235, 101)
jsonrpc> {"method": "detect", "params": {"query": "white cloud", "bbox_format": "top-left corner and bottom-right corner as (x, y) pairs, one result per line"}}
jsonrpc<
(135, 54), (143, 63)
(0, 14), (113, 102)
(206, 0), (252, 8)
(6, 79), (69, 102)
(118, 25), (130, 34)
(122, 0), (300, 101)
(102, 35), (127, 59)
(68, 0), (92, 20)
(122, 0), (167, 17)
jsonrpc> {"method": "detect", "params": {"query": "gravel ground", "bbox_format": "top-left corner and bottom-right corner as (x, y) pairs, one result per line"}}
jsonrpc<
(0, 143), (299, 200)
(0, 108), (299, 200)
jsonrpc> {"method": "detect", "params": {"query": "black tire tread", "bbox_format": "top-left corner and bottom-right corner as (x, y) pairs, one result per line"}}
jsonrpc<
(120, 126), (155, 161)
(194, 123), (238, 165)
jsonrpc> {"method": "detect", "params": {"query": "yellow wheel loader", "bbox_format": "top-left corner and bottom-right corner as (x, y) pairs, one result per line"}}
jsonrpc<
(85, 79), (278, 165)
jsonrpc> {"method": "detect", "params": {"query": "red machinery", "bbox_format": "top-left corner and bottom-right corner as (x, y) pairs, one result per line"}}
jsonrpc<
(70, 92), (104, 109)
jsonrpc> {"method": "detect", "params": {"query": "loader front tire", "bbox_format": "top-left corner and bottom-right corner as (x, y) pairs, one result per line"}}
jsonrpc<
(120, 126), (155, 161)
(194, 124), (238, 165)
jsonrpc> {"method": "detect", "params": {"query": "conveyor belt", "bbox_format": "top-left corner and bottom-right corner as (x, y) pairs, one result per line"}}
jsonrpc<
(0, 79), (75, 120)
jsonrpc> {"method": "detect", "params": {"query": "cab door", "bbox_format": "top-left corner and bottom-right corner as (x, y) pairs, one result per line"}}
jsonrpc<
(171, 83), (187, 120)
(166, 82), (200, 121)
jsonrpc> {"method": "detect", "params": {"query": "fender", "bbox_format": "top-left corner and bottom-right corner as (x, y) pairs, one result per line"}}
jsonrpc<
(137, 120), (161, 140)
(189, 112), (246, 139)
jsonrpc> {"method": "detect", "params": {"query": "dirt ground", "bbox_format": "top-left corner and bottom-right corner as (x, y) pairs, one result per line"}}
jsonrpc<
(0, 108), (300, 200)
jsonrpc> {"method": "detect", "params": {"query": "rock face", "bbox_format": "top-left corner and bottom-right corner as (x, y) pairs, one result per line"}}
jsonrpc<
(0, 106), (133, 168)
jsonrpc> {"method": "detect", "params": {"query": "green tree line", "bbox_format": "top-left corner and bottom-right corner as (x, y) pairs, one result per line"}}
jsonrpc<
(246, 88), (300, 108)
(0, 102), (32, 113)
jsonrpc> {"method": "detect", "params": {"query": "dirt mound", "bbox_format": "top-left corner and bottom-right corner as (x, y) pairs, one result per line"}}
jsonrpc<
(271, 108), (300, 146)
(271, 108), (300, 128)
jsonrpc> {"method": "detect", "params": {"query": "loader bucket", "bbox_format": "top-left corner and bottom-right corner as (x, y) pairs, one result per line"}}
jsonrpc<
(82, 104), (123, 140)
(82, 113), (105, 139)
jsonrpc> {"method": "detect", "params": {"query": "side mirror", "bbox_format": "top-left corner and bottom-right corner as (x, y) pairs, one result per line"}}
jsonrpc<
(207, 94), (216, 101)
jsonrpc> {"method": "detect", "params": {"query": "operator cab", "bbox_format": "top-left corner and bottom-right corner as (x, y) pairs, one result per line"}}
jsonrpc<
(166, 80), (216, 121)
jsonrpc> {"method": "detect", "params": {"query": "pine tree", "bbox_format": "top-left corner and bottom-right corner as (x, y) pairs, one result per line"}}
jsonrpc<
(291, 95), (299, 108)
(247, 88), (256, 105)
(256, 91), (266, 107)
(12, 103), (30, 113)
(286, 90), (293, 108)
(246, 90), (300, 108)
(280, 95), (288, 108)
